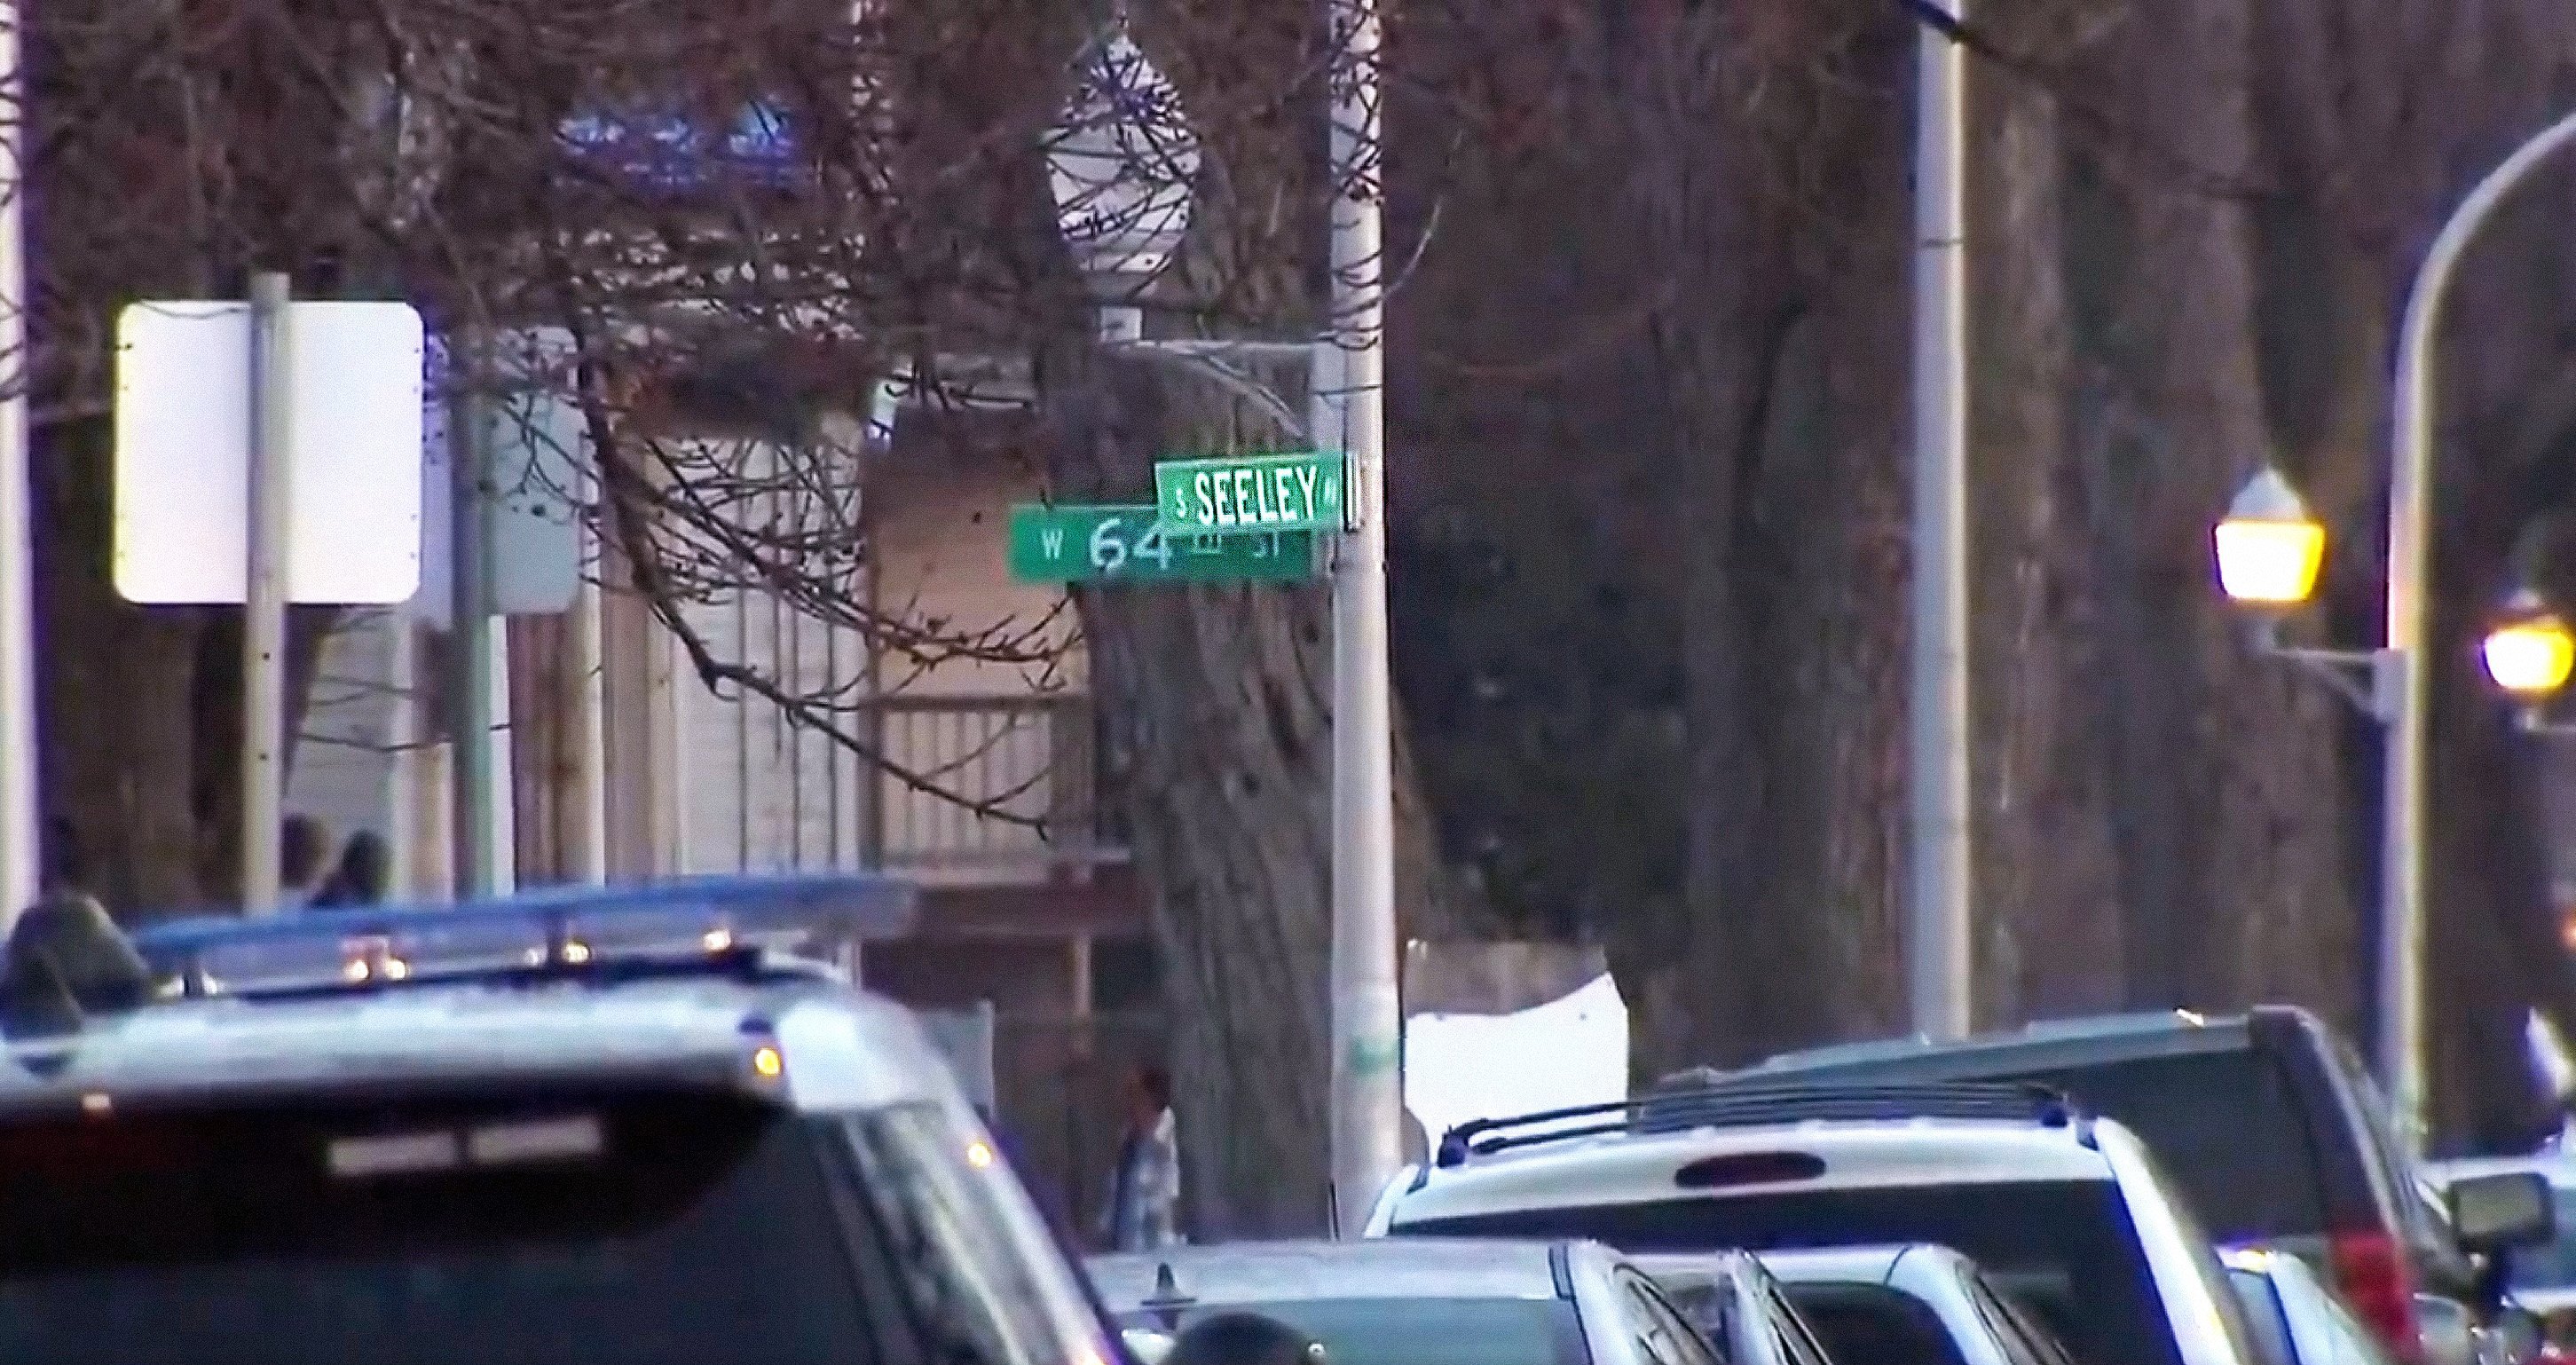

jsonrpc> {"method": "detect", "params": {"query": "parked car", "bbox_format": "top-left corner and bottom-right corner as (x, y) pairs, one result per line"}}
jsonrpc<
(1363, 1080), (2264, 1365)
(1085, 1238), (1820, 1365)
(1642, 1243), (2081, 1365)
(1724, 1008), (2558, 1362)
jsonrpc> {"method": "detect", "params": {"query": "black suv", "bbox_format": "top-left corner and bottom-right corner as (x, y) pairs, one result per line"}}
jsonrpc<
(0, 877), (1120, 1365)
(1722, 1007), (2545, 1365)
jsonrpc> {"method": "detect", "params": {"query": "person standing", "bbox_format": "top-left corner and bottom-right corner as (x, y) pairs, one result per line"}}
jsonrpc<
(312, 832), (390, 909)
(278, 816), (331, 910)
(1103, 1062), (1183, 1251)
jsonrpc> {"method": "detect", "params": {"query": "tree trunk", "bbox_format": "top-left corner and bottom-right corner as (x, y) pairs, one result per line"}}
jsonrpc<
(29, 419), (209, 912)
(1965, 15), (2126, 1022)
(2063, 0), (2357, 1021)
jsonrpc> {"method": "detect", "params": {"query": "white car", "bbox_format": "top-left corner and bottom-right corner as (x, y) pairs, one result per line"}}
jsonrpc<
(1363, 1081), (2263, 1365)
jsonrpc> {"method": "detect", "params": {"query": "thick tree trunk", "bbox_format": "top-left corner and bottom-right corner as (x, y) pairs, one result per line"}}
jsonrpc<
(1965, 21), (2125, 1021)
(30, 419), (209, 911)
(2066, 0), (2357, 1021)
(1611, 2), (1915, 1074)
(1044, 351), (1465, 1237)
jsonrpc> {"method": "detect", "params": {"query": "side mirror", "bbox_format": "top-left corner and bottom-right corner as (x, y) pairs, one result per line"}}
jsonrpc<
(2450, 1172), (2558, 1254)
(1123, 1330), (1176, 1365)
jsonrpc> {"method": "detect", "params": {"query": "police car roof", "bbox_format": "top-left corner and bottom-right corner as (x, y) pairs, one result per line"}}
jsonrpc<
(0, 870), (948, 1117)
(0, 967), (955, 1117)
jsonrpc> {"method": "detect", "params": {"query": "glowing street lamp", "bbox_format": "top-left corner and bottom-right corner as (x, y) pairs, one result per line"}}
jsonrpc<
(2482, 588), (2576, 708)
(2213, 468), (2328, 609)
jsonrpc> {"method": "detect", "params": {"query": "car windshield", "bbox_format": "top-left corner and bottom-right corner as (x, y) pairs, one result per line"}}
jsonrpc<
(1392, 1180), (2178, 1365)
(2501, 1187), (2576, 1289)
(0, 1086), (871, 1365)
(1112, 1297), (1586, 1365)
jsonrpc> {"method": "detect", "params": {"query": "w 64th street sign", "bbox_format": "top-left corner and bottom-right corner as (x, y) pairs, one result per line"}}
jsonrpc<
(1154, 452), (1345, 537)
(1008, 504), (1316, 584)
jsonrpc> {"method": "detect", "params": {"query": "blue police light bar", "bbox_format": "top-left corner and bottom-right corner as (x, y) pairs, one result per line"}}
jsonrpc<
(128, 874), (916, 999)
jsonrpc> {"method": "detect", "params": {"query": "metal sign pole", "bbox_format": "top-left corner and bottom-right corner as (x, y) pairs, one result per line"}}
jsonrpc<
(240, 272), (295, 912)
(0, 0), (35, 921)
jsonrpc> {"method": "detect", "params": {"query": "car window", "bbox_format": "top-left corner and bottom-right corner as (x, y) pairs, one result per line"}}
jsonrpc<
(1394, 1180), (2179, 1365)
(2226, 1268), (2300, 1365)
(0, 1088), (874, 1365)
(1763, 1288), (1836, 1365)
(1969, 1271), (2082, 1365)
(2015, 1052), (2331, 1244)
(1115, 1298), (1589, 1365)
(1782, 1282), (1968, 1365)
(843, 1101), (1112, 1365)
(1627, 1270), (1725, 1365)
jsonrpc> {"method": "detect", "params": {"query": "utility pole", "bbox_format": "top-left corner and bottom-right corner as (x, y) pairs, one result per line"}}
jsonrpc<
(0, 0), (35, 920)
(1907, 0), (1973, 1041)
(241, 272), (295, 912)
(1325, 0), (1403, 1226)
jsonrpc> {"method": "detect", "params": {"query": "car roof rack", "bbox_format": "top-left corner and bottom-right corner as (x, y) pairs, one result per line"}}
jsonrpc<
(121, 874), (917, 1002)
(1431, 1079), (2084, 1168)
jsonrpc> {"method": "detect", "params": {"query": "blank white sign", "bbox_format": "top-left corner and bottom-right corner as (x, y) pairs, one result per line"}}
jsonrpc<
(411, 327), (588, 627)
(114, 299), (426, 604)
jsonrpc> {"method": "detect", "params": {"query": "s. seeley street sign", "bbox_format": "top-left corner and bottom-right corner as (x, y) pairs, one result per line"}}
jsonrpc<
(1154, 452), (1345, 538)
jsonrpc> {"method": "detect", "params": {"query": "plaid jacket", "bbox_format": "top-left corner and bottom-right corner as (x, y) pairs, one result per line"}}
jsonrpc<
(1103, 1108), (1183, 1251)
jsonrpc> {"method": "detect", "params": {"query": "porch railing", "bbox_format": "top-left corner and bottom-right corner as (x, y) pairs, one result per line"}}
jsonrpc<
(867, 693), (1129, 878)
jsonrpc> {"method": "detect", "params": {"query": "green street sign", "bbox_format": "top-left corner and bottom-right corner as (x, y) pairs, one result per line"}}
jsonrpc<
(1154, 452), (1345, 537)
(1007, 503), (1318, 585)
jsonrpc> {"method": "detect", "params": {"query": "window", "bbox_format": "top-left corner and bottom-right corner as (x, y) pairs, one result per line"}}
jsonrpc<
(1658, 1274), (1742, 1364)
(1761, 1285), (1841, 1365)
(1968, 1271), (2081, 1365)
(0, 1088), (873, 1365)
(1782, 1283), (1969, 1365)
(843, 1103), (1110, 1365)
(1394, 1180), (2178, 1365)
(2012, 1052), (2330, 1243)
(1110, 1298), (1588, 1365)
(1627, 1273), (1725, 1365)
(2225, 1269), (2299, 1365)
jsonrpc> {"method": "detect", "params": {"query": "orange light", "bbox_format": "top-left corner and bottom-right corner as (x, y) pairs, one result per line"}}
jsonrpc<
(751, 1045), (784, 1080)
(2214, 469), (2328, 608)
(2484, 604), (2576, 701)
(2560, 912), (2576, 953)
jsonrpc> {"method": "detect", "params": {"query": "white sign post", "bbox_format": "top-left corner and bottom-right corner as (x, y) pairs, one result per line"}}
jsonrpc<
(114, 293), (426, 910)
